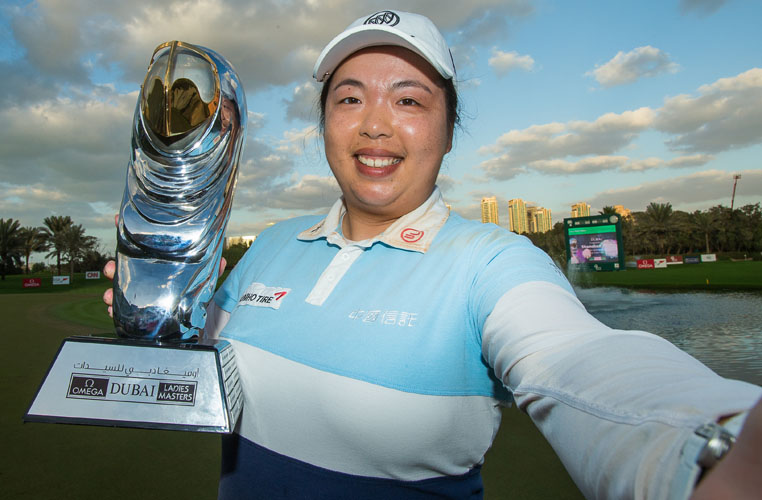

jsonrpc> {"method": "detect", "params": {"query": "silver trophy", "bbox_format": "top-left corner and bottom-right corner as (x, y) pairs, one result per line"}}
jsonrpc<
(26, 41), (245, 433)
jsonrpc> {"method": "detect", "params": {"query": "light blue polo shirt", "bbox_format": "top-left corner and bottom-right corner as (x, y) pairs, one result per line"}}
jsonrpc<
(214, 187), (573, 498)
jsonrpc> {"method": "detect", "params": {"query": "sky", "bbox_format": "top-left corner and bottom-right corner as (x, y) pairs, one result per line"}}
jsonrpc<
(1, 0), (761, 260)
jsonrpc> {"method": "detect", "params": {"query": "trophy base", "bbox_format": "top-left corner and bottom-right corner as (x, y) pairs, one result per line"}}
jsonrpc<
(24, 336), (242, 433)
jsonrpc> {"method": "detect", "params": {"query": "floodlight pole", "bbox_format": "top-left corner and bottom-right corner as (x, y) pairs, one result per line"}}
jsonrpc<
(731, 174), (741, 210)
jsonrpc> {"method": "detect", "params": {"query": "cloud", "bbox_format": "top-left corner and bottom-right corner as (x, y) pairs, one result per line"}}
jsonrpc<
(284, 81), (320, 122)
(488, 48), (534, 76)
(679, 0), (729, 15)
(478, 108), (655, 179)
(529, 155), (630, 174)
(0, 90), (134, 203)
(655, 68), (762, 153)
(477, 68), (762, 180)
(4, 0), (537, 103)
(666, 154), (715, 168)
(585, 169), (762, 212)
(589, 46), (679, 87)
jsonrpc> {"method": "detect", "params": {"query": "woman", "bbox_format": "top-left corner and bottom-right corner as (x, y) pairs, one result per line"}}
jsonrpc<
(105, 10), (762, 499)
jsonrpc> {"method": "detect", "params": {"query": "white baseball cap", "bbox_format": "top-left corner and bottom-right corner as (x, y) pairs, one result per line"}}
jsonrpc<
(313, 10), (456, 83)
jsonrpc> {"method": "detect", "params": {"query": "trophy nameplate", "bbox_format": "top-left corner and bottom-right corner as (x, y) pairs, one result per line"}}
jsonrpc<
(25, 337), (242, 432)
(25, 41), (247, 433)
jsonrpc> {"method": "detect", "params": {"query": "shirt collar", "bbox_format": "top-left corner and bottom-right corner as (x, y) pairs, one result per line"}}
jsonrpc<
(297, 187), (450, 253)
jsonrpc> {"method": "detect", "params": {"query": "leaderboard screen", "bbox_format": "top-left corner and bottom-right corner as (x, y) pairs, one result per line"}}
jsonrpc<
(564, 215), (624, 271)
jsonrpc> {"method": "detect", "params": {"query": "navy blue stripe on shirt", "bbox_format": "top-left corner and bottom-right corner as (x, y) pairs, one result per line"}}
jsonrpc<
(219, 434), (485, 500)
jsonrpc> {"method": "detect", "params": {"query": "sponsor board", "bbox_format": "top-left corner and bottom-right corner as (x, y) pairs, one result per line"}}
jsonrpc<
(67, 373), (197, 406)
(685, 256), (701, 264)
(701, 254), (717, 262)
(85, 271), (101, 279)
(637, 259), (654, 269)
(666, 256), (684, 265)
(654, 258), (668, 268)
(52, 276), (70, 285)
(23, 278), (42, 288)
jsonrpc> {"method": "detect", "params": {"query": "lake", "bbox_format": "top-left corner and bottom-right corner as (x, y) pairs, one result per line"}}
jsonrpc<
(574, 287), (762, 386)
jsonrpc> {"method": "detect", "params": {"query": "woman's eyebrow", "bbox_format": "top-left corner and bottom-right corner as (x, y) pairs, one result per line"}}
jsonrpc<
(332, 78), (364, 91)
(391, 80), (432, 94)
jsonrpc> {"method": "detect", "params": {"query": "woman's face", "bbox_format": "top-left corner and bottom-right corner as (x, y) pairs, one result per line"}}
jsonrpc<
(323, 46), (453, 223)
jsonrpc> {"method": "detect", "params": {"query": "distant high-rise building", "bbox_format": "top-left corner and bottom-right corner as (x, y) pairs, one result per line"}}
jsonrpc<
(571, 202), (591, 218)
(481, 196), (499, 224)
(613, 204), (631, 219)
(527, 206), (553, 233)
(508, 198), (528, 234)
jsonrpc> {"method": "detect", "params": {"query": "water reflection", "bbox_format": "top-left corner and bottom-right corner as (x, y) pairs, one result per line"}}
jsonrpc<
(575, 287), (762, 386)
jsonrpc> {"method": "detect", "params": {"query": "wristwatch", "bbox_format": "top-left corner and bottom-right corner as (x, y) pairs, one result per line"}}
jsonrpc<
(670, 411), (747, 499)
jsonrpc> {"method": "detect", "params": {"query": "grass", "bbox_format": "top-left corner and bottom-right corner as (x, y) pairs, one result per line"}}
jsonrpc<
(570, 260), (762, 290)
(3, 289), (583, 499)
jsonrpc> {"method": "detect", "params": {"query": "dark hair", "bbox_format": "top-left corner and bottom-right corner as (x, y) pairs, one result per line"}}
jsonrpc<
(318, 73), (460, 136)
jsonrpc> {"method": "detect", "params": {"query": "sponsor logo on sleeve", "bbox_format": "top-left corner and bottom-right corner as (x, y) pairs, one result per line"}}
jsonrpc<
(239, 283), (291, 310)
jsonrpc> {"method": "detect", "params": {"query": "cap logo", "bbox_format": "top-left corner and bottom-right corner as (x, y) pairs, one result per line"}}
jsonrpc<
(364, 11), (400, 26)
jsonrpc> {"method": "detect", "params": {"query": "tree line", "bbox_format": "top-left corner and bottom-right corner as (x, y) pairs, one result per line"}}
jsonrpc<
(0, 215), (107, 280)
(526, 202), (762, 265)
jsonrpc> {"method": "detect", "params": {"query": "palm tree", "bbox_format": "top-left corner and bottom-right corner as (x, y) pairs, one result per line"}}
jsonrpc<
(19, 226), (49, 273)
(61, 224), (98, 278)
(598, 206), (619, 216)
(642, 202), (673, 255)
(43, 215), (73, 275)
(0, 218), (24, 280)
(690, 210), (716, 254)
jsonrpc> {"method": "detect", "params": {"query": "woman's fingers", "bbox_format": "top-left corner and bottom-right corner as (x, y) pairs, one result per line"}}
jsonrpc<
(103, 260), (115, 280)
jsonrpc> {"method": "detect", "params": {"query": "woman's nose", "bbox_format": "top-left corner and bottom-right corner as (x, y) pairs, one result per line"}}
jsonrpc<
(359, 102), (393, 139)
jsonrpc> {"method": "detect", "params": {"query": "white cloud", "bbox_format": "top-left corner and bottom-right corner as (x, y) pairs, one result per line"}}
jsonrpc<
(621, 157), (663, 172)
(666, 154), (714, 168)
(478, 108), (655, 179)
(488, 48), (535, 76)
(477, 68), (762, 181)
(529, 155), (629, 174)
(656, 68), (762, 153)
(589, 46), (679, 87)
(283, 81), (320, 122)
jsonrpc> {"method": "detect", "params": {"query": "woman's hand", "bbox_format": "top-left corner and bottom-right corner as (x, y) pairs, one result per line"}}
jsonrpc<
(691, 396), (762, 499)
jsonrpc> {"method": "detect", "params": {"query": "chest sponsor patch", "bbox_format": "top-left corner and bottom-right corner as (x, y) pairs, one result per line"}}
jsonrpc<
(238, 282), (291, 310)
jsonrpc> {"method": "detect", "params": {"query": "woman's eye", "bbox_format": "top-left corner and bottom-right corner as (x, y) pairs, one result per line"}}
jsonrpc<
(340, 97), (360, 104)
(399, 98), (419, 106)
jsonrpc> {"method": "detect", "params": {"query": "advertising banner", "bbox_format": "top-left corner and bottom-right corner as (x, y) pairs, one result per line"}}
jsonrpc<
(666, 256), (684, 265)
(23, 278), (42, 288)
(85, 271), (101, 280)
(654, 258), (668, 268)
(637, 259), (654, 269)
(52, 276), (70, 285)
(685, 256), (700, 264)
(701, 254), (717, 262)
